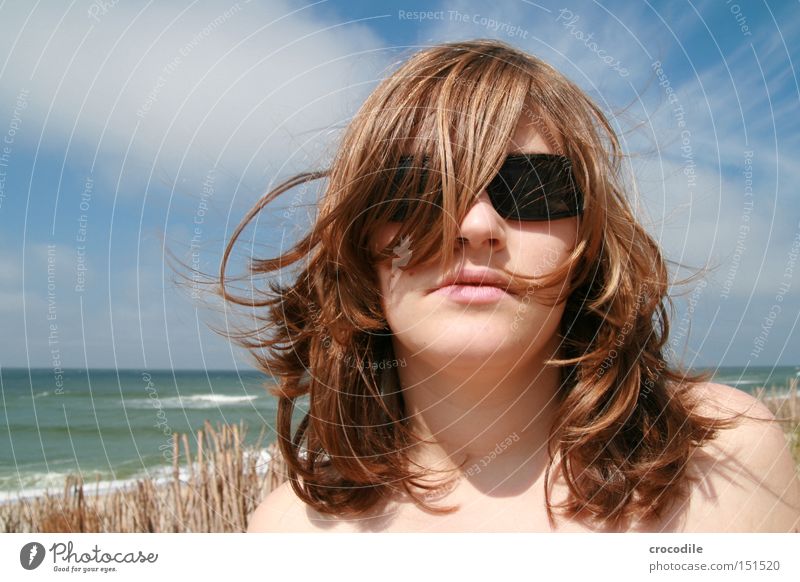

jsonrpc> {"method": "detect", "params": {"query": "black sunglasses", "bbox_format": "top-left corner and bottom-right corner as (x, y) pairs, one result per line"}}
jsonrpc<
(385, 153), (584, 222)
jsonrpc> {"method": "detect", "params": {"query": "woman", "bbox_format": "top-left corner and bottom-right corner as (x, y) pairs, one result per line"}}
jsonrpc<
(225, 39), (799, 532)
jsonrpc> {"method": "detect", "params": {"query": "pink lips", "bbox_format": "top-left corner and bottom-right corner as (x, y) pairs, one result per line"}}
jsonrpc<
(430, 268), (516, 304)
(433, 284), (511, 304)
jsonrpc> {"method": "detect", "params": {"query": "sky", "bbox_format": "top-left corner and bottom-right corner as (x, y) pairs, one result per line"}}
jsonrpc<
(0, 0), (798, 372)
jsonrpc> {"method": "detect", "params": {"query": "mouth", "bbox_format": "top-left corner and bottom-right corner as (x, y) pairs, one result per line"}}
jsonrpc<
(428, 268), (519, 302)
(436, 282), (515, 292)
(432, 283), (513, 304)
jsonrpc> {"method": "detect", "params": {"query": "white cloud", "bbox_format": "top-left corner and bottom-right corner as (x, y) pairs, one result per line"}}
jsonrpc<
(0, 0), (387, 201)
(0, 0), (389, 369)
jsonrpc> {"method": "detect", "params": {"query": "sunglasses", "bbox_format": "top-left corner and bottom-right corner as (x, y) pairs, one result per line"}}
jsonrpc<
(385, 153), (584, 222)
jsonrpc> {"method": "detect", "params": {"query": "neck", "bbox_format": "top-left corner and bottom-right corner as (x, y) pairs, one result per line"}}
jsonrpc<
(391, 337), (564, 495)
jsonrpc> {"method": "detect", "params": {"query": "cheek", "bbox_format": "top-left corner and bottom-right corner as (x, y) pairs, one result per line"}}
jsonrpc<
(512, 220), (577, 276)
(373, 225), (422, 319)
(371, 224), (400, 285)
(379, 261), (418, 309)
(375, 262), (392, 299)
(509, 222), (577, 310)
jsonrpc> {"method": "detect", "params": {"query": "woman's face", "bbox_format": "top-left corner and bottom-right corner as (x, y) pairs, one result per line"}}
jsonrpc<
(372, 116), (579, 372)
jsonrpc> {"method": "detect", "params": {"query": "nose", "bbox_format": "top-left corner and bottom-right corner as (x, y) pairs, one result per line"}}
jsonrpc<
(456, 190), (507, 251)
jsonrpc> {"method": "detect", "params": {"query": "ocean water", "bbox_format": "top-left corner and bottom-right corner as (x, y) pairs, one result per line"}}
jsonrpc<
(705, 365), (800, 393)
(0, 367), (293, 500)
(0, 365), (798, 500)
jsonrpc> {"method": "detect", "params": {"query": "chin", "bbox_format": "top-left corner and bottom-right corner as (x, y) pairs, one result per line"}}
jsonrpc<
(413, 324), (523, 351)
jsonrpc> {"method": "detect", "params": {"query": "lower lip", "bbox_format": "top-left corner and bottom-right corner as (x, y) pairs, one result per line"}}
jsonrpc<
(433, 284), (513, 304)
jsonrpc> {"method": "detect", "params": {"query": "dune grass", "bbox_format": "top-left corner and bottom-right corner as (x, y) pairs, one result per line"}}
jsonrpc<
(0, 420), (286, 533)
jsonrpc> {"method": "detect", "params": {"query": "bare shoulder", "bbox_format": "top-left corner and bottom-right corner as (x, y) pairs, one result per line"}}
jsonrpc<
(679, 381), (800, 532)
(688, 381), (774, 420)
(246, 481), (309, 532)
(247, 481), (352, 533)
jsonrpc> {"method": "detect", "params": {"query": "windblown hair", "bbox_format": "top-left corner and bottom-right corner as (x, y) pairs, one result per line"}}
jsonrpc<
(216, 39), (748, 530)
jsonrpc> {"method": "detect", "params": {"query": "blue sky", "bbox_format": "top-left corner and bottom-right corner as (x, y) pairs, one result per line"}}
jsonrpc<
(0, 0), (798, 372)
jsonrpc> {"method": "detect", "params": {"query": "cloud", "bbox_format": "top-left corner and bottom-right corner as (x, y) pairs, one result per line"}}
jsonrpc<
(0, 0), (390, 369)
(0, 0), (387, 200)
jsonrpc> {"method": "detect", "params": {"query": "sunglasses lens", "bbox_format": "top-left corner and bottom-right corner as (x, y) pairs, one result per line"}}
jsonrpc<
(487, 155), (583, 221)
(385, 154), (583, 222)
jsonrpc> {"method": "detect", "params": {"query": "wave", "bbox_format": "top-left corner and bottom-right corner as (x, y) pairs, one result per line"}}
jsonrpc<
(723, 379), (760, 386)
(126, 394), (260, 410)
(0, 447), (276, 504)
(0, 470), (131, 504)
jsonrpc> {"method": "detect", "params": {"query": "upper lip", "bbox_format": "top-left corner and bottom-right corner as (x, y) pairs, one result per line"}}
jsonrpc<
(433, 268), (516, 294)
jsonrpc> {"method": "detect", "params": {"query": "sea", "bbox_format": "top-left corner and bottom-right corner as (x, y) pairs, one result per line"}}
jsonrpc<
(1, 365), (798, 502)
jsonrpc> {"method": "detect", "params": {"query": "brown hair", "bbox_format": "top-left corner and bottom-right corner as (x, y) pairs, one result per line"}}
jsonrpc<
(213, 39), (751, 530)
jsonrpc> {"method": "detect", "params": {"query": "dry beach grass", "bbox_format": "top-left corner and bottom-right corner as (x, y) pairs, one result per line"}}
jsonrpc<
(0, 421), (286, 533)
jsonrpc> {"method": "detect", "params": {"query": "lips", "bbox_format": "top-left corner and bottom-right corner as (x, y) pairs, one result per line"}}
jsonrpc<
(431, 268), (517, 295)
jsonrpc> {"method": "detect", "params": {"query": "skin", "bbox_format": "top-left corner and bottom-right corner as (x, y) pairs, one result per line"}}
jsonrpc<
(249, 383), (800, 532)
(368, 115), (576, 506)
(246, 114), (800, 533)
